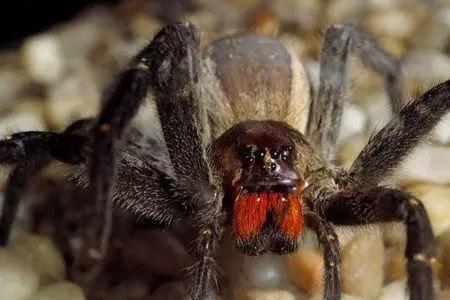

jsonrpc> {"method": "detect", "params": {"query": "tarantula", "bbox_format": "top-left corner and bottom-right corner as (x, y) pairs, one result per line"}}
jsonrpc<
(0, 22), (449, 300)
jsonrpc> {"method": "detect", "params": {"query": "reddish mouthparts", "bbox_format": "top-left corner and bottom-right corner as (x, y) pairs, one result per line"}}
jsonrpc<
(233, 189), (303, 241)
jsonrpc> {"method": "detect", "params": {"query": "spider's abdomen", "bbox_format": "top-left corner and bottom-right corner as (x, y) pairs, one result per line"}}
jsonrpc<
(202, 33), (311, 137)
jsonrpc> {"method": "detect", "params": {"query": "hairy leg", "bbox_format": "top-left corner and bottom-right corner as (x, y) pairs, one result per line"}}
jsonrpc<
(307, 22), (404, 159)
(348, 80), (450, 188)
(147, 23), (223, 300)
(0, 120), (94, 244)
(305, 212), (341, 300)
(318, 187), (434, 300)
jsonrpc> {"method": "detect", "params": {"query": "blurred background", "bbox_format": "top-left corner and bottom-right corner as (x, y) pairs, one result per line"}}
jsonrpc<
(0, 0), (449, 300)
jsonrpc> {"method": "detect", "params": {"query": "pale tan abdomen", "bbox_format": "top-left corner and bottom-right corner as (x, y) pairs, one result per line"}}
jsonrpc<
(201, 33), (311, 138)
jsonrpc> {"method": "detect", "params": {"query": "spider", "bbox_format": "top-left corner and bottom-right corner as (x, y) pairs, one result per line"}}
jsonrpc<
(0, 22), (449, 300)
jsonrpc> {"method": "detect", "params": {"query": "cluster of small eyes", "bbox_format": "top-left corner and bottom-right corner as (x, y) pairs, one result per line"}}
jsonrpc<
(242, 146), (292, 165)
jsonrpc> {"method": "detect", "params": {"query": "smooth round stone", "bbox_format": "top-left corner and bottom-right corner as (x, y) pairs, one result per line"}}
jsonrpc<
(403, 51), (450, 83)
(241, 254), (288, 289)
(0, 248), (39, 300)
(238, 289), (297, 300)
(433, 114), (450, 145)
(378, 280), (407, 300)
(27, 281), (86, 300)
(10, 234), (66, 285)
(385, 246), (406, 283)
(45, 70), (100, 130)
(406, 183), (450, 236)
(0, 111), (46, 137)
(21, 34), (65, 84)
(398, 146), (450, 184)
(0, 70), (27, 107)
(337, 104), (367, 143)
(341, 230), (384, 299)
(285, 249), (323, 295)
(366, 9), (417, 38)
(336, 134), (368, 169)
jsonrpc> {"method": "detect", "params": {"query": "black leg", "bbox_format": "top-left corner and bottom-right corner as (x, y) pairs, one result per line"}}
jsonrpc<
(146, 23), (222, 300)
(318, 187), (434, 300)
(348, 80), (450, 188)
(305, 212), (341, 300)
(306, 22), (404, 160)
(0, 119), (94, 244)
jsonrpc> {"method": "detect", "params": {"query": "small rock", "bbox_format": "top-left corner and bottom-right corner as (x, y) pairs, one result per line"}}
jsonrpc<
(399, 145), (450, 184)
(240, 254), (288, 289)
(378, 280), (407, 300)
(385, 246), (406, 283)
(433, 114), (450, 145)
(439, 289), (450, 300)
(0, 248), (39, 300)
(336, 134), (368, 169)
(285, 248), (323, 295)
(10, 234), (66, 285)
(238, 289), (297, 300)
(341, 230), (384, 299)
(403, 51), (450, 83)
(27, 281), (86, 300)
(366, 9), (417, 39)
(21, 34), (65, 84)
(338, 104), (368, 143)
(0, 70), (27, 106)
(0, 111), (46, 137)
(405, 183), (450, 236)
(45, 70), (100, 130)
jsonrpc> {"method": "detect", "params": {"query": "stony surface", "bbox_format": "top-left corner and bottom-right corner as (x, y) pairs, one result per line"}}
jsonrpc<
(0, 0), (449, 299)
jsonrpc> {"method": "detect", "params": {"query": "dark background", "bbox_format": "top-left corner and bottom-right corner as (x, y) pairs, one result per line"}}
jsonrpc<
(0, 0), (120, 47)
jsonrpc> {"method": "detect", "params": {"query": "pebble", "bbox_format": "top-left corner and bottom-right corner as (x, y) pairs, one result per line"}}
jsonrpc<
(45, 70), (100, 130)
(403, 51), (450, 83)
(10, 234), (66, 285)
(337, 104), (367, 143)
(284, 249), (323, 296)
(238, 289), (297, 300)
(0, 70), (27, 107)
(27, 281), (86, 300)
(340, 230), (384, 299)
(366, 9), (417, 39)
(336, 134), (368, 168)
(406, 183), (450, 236)
(0, 248), (39, 300)
(0, 111), (46, 137)
(398, 145), (450, 184)
(378, 280), (407, 300)
(433, 114), (450, 145)
(21, 34), (65, 84)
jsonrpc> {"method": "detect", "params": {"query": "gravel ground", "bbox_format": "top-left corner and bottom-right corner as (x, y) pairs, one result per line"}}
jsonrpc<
(0, 0), (449, 299)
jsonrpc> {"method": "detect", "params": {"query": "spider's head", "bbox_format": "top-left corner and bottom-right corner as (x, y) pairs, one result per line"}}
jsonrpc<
(212, 121), (307, 255)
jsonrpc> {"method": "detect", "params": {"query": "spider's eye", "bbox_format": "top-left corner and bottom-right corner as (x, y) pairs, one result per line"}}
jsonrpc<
(271, 149), (280, 159)
(243, 146), (255, 164)
(280, 146), (292, 161)
(254, 149), (265, 160)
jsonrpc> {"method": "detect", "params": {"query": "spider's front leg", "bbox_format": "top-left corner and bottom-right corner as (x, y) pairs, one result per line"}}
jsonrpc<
(147, 23), (224, 299)
(318, 188), (434, 300)
(317, 81), (450, 300)
(307, 23), (404, 160)
(92, 22), (223, 299)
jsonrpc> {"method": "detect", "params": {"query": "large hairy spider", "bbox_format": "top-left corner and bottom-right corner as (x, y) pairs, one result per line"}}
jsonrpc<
(0, 22), (449, 300)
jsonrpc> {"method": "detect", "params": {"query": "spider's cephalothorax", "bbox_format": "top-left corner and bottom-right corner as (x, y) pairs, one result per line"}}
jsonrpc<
(212, 121), (308, 255)
(0, 22), (449, 300)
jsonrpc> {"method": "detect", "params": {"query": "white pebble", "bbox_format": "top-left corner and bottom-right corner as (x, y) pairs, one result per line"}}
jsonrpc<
(22, 34), (65, 84)
(398, 145), (450, 184)
(27, 281), (86, 300)
(0, 111), (45, 137)
(433, 114), (450, 144)
(378, 280), (407, 300)
(10, 234), (66, 285)
(403, 51), (450, 83)
(0, 248), (39, 300)
(338, 104), (367, 143)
